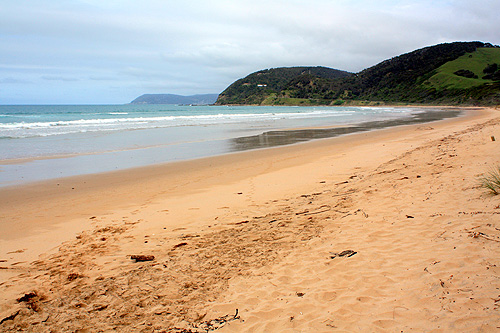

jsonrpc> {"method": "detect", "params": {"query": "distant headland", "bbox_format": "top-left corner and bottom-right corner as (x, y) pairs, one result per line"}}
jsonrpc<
(130, 93), (219, 105)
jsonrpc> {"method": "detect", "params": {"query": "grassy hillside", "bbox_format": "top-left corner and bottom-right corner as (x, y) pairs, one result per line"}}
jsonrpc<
(350, 41), (492, 102)
(422, 48), (500, 90)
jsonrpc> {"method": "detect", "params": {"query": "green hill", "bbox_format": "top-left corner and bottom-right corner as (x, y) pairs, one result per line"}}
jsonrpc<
(216, 66), (353, 105)
(422, 48), (500, 90)
(215, 42), (500, 106)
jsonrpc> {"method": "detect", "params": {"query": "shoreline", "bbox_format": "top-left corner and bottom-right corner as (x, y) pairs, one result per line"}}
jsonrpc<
(0, 107), (489, 246)
(1, 106), (499, 331)
(0, 106), (466, 187)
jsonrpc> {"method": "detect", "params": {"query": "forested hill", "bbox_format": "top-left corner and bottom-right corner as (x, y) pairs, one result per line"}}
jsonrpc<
(215, 42), (500, 106)
(216, 66), (353, 105)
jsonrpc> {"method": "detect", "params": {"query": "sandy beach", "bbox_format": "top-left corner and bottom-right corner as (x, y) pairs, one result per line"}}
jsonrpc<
(1, 107), (499, 332)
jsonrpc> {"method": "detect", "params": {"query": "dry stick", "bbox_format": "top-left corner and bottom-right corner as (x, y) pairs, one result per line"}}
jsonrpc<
(331, 189), (356, 198)
(304, 208), (331, 216)
(468, 231), (500, 243)
(341, 209), (368, 219)
(476, 234), (500, 243)
(296, 205), (331, 216)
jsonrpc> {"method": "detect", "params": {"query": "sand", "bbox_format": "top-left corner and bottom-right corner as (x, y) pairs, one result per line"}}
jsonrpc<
(1, 107), (499, 332)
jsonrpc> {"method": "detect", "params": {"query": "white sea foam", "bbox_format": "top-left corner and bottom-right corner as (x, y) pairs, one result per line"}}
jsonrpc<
(0, 109), (369, 138)
(0, 106), (417, 139)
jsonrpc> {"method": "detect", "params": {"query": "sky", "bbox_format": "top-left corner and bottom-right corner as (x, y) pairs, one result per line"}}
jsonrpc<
(1, 0), (499, 104)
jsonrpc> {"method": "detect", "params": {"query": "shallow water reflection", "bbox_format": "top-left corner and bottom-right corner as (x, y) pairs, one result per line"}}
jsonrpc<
(230, 109), (462, 151)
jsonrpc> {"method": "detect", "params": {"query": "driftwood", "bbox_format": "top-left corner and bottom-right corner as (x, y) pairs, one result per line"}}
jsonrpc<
(330, 250), (357, 259)
(129, 255), (155, 262)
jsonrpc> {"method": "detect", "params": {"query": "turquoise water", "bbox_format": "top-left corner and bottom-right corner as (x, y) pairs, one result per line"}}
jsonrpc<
(0, 105), (458, 186)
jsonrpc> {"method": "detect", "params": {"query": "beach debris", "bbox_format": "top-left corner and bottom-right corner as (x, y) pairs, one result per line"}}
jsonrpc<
(296, 205), (331, 216)
(169, 309), (240, 332)
(0, 310), (20, 325)
(342, 209), (368, 218)
(424, 260), (441, 274)
(330, 250), (357, 259)
(180, 234), (201, 239)
(467, 231), (500, 243)
(129, 255), (155, 262)
(67, 273), (83, 281)
(17, 291), (43, 312)
(296, 292), (305, 297)
(300, 192), (323, 198)
(197, 309), (240, 331)
(491, 136), (496, 141)
(17, 292), (38, 303)
(90, 304), (108, 312)
(173, 242), (188, 249)
(377, 168), (398, 175)
(406, 215), (415, 219)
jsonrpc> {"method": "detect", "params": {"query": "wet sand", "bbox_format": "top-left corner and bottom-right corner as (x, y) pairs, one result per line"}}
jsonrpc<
(1, 107), (499, 331)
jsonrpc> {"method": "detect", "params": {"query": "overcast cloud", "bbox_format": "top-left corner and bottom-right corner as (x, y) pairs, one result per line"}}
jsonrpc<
(1, 0), (499, 104)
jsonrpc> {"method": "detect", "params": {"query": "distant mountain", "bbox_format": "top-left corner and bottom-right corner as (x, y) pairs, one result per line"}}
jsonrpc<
(131, 94), (219, 105)
(216, 42), (500, 106)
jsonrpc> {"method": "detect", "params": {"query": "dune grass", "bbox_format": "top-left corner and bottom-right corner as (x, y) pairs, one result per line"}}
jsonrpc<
(479, 166), (500, 195)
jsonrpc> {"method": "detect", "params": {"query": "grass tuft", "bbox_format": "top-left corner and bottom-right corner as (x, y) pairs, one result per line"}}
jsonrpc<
(479, 166), (500, 195)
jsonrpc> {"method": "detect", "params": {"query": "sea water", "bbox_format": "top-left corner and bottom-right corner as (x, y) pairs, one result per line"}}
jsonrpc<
(0, 105), (459, 186)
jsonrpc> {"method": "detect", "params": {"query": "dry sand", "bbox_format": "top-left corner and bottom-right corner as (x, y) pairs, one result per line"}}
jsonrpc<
(1, 107), (499, 332)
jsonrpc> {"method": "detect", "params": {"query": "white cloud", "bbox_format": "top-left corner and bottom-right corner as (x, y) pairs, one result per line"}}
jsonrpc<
(41, 76), (79, 82)
(0, 77), (31, 84)
(0, 0), (499, 104)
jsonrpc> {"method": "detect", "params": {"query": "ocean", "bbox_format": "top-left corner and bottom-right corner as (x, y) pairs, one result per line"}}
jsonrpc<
(0, 105), (460, 186)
